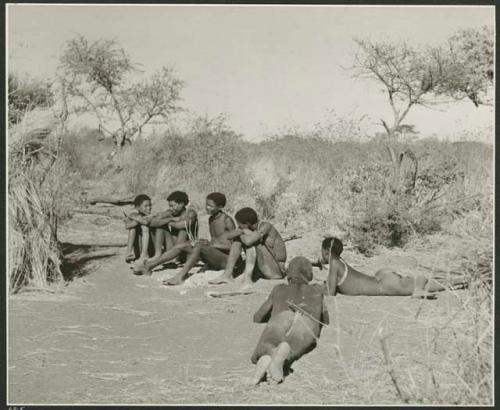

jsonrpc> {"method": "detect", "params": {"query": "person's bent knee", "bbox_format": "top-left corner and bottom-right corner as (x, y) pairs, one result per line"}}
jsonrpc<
(250, 352), (259, 364)
(175, 242), (192, 251)
(245, 246), (257, 257)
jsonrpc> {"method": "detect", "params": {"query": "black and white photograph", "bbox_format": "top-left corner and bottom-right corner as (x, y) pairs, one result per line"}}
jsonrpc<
(6, 3), (494, 406)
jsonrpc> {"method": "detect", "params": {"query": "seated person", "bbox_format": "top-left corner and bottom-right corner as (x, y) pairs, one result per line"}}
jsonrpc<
(209, 207), (287, 287)
(321, 237), (467, 298)
(129, 191), (198, 276)
(124, 194), (155, 263)
(164, 192), (242, 286)
(250, 256), (329, 385)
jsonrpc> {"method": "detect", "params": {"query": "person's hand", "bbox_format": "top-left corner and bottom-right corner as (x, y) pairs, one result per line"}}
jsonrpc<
(144, 215), (154, 225)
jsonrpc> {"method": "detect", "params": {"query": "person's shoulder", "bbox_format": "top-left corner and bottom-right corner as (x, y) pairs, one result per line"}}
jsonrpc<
(129, 210), (140, 216)
(271, 283), (289, 296)
(258, 221), (273, 231)
(310, 283), (326, 294)
(187, 208), (198, 217)
(271, 283), (287, 292)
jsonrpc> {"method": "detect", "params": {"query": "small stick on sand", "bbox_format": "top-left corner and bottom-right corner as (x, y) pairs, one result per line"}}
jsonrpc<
(206, 290), (256, 298)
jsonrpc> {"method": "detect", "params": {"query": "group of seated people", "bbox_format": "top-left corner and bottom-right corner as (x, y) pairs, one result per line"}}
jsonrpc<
(124, 190), (466, 385)
(124, 191), (286, 287)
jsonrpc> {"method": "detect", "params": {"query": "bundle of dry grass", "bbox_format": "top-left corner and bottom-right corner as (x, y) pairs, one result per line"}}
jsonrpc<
(9, 175), (63, 292)
(8, 114), (64, 294)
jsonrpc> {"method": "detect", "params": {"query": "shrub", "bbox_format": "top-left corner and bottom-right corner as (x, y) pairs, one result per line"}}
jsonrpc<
(8, 73), (53, 125)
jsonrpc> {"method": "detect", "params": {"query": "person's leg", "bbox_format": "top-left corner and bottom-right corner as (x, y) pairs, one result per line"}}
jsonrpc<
(209, 241), (243, 284)
(126, 228), (137, 263)
(410, 273), (467, 298)
(153, 228), (174, 258)
(373, 269), (439, 299)
(164, 245), (201, 285)
(200, 246), (230, 270)
(138, 225), (151, 261)
(147, 229), (157, 258)
(239, 246), (257, 288)
(250, 318), (289, 385)
(267, 342), (291, 384)
(251, 355), (272, 386)
(143, 243), (190, 272)
(255, 244), (285, 280)
(133, 232), (190, 275)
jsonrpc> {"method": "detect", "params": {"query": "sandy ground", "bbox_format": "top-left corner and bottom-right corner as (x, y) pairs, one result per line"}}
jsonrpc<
(8, 212), (469, 405)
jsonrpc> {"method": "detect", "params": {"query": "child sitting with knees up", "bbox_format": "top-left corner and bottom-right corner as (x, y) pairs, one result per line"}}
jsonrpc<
(124, 194), (155, 264)
(250, 256), (329, 385)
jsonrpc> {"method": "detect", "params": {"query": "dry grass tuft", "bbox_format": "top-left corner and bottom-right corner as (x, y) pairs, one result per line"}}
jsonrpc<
(8, 114), (66, 293)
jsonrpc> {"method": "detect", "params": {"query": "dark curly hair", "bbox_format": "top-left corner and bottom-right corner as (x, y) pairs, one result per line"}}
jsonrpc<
(321, 237), (343, 257)
(234, 207), (258, 225)
(134, 194), (151, 208)
(206, 192), (227, 208)
(167, 191), (189, 205)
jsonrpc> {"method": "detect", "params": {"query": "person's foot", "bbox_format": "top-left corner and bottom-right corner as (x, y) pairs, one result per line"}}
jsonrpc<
(412, 275), (437, 299)
(411, 289), (437, 300)
(197, 263), (209, 273)
(131, 260), (152, 276)
(163, 274), (186, 286)
(251, 355), (272, 386)
(125, 253), (136, 263)
(267, 342), (290, 385)
(209, 274), (234, 285)
(238, 281), (253, 292)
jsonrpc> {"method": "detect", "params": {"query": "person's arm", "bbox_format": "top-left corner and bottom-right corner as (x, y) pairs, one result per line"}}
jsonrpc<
(321, 296), (330, 325)
(148, 209), (176, 228)
(124, 218), (138, 229)
(224, 228), (243, 240)
(253, 290), (274, 323)
(124, 211), (151, 227)
(167, 209), (197, 230)
(240, 222), (271, 246)
(326, 261), (338, 296)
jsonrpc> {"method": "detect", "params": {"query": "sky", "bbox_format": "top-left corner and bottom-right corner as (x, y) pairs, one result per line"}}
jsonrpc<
(7, 4), (495, 142)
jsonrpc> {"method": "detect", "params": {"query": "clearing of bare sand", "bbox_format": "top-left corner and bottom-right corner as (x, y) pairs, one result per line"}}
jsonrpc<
(7, 211), (491, 405)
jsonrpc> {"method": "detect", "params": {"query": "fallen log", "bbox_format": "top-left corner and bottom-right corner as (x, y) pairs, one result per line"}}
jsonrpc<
(63, 248), (121, 264)
(72, 208), (124, 220)
(206, 289), (256, 298)
(87, 195), (136, 206)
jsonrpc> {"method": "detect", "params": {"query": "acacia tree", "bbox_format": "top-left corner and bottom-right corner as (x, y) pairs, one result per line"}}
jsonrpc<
(437, 26), (494, 107)
(59, 35), (184, 158)
(350, 26), (493, 194)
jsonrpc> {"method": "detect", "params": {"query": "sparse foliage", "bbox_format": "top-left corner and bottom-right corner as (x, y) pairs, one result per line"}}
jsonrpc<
(59, 35), (184, 155)
(8, 73), (54, 124)
(437, 26), (494, 106)
(350, 26), (493, 194)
